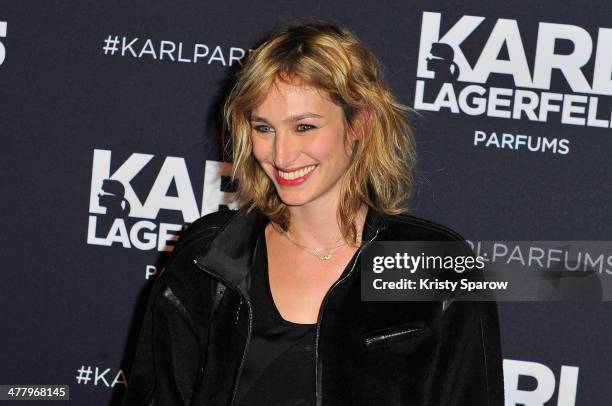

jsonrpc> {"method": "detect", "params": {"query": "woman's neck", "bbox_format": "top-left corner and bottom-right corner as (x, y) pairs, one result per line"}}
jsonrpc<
(284, 201), (368, 247)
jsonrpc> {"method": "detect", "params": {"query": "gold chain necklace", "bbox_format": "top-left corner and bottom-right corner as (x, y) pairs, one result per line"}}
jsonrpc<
(281, 231), (348, 260)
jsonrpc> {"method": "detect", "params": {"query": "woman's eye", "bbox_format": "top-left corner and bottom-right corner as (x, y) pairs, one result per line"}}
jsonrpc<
(254, 125), (273, 133)
(297, 124), (315, 132)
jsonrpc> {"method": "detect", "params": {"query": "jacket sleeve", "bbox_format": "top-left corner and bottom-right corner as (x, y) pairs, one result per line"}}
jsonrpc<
(423, 299), (505, 406)
(121, 272), (202, 406)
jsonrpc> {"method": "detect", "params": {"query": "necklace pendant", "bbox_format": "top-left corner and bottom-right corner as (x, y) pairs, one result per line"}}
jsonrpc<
(319, 254), (332, 260)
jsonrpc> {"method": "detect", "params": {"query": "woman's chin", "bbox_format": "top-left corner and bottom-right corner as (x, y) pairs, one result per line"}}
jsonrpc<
(275, 190), (313, 207)
(278, 197), (310, 207)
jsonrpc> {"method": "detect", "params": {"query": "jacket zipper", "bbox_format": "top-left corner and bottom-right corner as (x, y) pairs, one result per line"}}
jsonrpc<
(314, 227), (380, 406)
(363, 327), (423, 347)
(192, 260), (253, 406)
(193, 225), (381, 406)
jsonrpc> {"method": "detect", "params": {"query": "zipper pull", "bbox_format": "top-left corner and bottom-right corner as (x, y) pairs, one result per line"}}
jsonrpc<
(234, 298), (242, 325)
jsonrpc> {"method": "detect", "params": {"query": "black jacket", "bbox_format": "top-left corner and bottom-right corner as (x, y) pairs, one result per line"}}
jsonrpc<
(122, 206), (504, 406)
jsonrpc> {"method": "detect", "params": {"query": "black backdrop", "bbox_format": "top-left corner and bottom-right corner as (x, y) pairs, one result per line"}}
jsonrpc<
(1, 1), (611, 405)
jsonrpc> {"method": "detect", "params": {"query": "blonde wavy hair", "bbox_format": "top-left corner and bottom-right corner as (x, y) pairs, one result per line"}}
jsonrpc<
(222, 19), (416, 245)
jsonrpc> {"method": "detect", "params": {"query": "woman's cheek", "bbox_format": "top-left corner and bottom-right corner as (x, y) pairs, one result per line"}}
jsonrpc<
(251, 138), (267, 161)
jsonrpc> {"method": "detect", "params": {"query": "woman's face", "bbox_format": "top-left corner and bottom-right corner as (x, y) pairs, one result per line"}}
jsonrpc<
(250, 79), (356, 209)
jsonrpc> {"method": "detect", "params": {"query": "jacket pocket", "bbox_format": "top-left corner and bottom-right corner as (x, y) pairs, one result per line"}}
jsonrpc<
(362, 322), (426, 348)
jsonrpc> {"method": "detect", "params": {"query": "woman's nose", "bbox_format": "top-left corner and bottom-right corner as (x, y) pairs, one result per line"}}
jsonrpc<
(273, 131), (300, 167)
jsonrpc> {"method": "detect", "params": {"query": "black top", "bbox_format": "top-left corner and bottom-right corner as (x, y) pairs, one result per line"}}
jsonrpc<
(235, 227), (317, 406)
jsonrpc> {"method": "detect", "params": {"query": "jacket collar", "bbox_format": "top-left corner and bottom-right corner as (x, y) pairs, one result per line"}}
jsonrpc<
(194, 205), (387, 296)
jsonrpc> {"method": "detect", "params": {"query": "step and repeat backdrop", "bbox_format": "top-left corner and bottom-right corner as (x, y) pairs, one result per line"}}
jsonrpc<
(1, 0), (611, 405)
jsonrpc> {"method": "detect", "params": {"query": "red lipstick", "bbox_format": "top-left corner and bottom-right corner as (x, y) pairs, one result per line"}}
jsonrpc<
(274, 164), (318, 186)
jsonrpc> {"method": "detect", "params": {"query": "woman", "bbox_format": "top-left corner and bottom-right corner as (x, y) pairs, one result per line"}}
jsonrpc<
(123, 20), (504, 406)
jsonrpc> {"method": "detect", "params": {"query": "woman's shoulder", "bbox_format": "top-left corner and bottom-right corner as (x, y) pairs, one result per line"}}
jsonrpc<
(166, 209), (239, 266)
(155, 209), (240, 285)
(381, 212), (467, 242)
(183, 208), (239, 238)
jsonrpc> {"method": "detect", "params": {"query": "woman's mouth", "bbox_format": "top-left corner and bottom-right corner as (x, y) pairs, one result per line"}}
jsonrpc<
(274, 164), (318, 186)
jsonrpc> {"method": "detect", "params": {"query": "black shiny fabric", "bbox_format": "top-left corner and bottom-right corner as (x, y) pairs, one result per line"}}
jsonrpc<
(122, 206), (505, 406)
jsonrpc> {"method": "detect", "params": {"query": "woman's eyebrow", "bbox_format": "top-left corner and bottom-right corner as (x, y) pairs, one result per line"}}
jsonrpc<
(250, 113), (324, 123)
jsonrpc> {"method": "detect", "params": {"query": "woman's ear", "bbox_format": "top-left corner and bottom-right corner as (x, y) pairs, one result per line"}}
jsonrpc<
(345, 108), (371, 157)
(347, 108), (372, 142)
